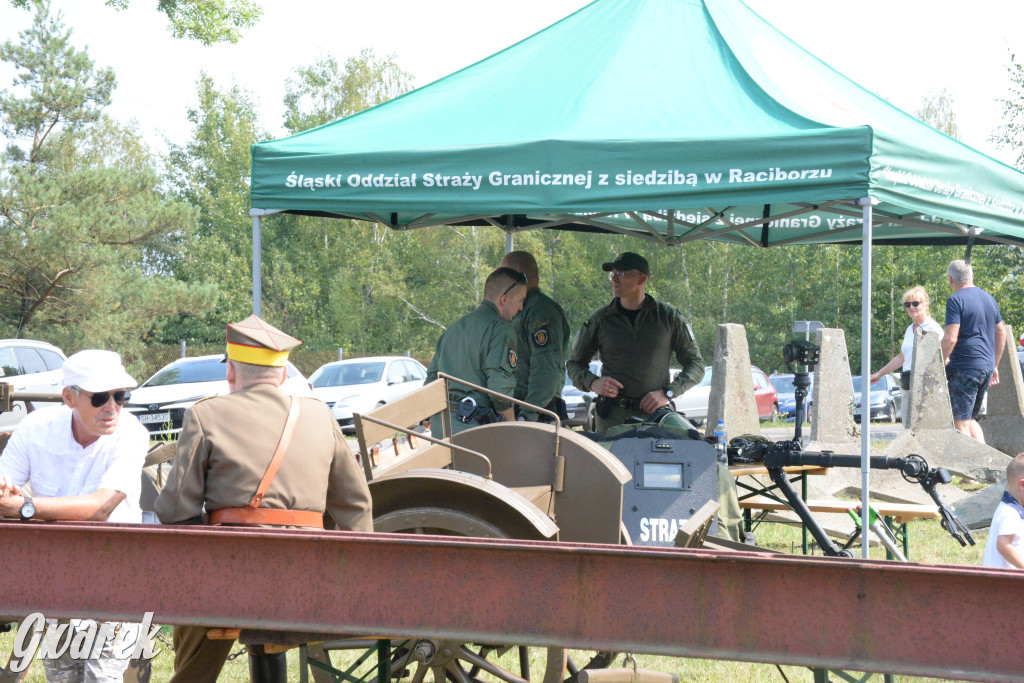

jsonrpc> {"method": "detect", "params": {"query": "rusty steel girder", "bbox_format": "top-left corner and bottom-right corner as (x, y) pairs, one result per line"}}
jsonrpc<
(0, 521), (1018, 681)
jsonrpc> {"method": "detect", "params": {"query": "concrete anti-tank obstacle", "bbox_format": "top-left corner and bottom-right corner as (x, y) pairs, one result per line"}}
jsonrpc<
(804, 328), (962, 508)
(805, 328), (859, 452)
(883, 328), (1010, 488)
(704, 323), (760, 439)
(976, 324), (1024, 456)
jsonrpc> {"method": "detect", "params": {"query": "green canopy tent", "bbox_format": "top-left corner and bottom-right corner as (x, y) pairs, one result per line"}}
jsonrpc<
(249, 0), (1024, 555)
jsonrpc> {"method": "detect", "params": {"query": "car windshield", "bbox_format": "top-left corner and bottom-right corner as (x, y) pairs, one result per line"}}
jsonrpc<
(771, 376), (796, 394)
(312, 362), (385, 388)
(144, 358), (225, 387)
(852, 376), (884, 392)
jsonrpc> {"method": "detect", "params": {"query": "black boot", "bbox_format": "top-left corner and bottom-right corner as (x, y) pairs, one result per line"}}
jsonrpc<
(247, 645), (288, 683)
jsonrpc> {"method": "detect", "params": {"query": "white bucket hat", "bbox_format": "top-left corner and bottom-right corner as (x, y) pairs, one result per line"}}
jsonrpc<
(62, 350), (137, 392)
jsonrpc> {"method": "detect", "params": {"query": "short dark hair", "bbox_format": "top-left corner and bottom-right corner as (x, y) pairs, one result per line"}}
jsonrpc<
(484, 266), (527, 300)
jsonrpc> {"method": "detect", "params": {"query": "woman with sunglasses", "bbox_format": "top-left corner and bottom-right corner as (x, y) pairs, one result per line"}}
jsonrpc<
(870, 286), (943, 424)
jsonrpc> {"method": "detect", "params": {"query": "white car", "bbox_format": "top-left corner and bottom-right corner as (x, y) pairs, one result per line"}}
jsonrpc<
(673, 365), (713, 425)
(0, 339), (67, 431)
(309, 356), (428, 433)
(124, 354), (311, 438)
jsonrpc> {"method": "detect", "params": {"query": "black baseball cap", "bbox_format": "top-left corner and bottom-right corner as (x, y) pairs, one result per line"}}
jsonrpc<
(601, 252), (650, 276)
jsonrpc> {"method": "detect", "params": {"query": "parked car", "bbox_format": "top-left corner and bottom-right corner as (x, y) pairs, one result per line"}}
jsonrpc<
(0, 339), (67, 431)
(309, 356), (427, 433)
(124, 354), (311, 438)
(673, 365), (778, 425)
(562, 361), (602, 430)
(852, 373), (902, 423)
(769, 372), (815, 418)
(752, 367), (780, 421)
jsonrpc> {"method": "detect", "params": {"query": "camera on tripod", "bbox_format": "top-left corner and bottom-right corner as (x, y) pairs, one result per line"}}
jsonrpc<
(782, 338), (820, 370)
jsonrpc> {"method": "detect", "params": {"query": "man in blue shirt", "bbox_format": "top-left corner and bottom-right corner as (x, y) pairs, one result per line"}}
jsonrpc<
(941, 259), (1006, 443)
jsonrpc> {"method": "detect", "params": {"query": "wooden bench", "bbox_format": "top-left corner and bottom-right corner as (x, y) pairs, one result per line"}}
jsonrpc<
(738, 495), (940, 559)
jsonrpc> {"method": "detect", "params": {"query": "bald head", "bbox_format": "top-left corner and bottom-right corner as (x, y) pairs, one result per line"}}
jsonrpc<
(1008, 453), (1024, 486)
(500, 251), (539, 288)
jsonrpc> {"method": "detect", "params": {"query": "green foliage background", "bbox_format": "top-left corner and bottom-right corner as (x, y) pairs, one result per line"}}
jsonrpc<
(3, 3), (1024, 380)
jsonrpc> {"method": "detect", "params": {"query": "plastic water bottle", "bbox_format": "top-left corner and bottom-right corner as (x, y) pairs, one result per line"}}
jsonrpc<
(714, 419), (728, 464)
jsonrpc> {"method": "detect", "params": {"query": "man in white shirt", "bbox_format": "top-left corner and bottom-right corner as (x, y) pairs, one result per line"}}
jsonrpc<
(0, 349), (149, 682)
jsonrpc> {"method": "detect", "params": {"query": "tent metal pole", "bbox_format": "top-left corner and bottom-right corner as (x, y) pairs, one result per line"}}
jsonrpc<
(249, 209), (282, 317)
(857, 197), (878, 558)
(253, 214), (262, 316)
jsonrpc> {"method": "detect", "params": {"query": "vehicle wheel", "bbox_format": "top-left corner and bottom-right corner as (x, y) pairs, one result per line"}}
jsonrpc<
(376, 401), (386, 408)
(374, 507), (569, 682)
(884, 401), (895, 423)
(770, 403), (780, 423)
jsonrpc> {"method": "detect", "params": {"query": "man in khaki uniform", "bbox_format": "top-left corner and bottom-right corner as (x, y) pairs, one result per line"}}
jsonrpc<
(500, 251), (571, 422)
(154, 314), (373, 683)
(425, 266), (527, 437)
(567, 252), (704, 433)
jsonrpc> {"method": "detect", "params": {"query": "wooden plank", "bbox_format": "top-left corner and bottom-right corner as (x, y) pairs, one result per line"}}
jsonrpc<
(728, 464), (828, 478)
(738, 496), (856, 514)
(355, 380), (448, 458)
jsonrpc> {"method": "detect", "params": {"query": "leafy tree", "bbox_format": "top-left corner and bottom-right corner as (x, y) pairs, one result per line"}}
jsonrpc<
(0, 0), (212, 364)
(915, 88), (960, 139)
(163, 73), (264, 343)
(283, 49), (414, 134)
(993, 52), (1024, 170)
(8, 0), (262, 45)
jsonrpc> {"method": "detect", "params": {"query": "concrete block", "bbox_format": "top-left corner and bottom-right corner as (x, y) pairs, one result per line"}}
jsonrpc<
(704, 323), (759, 439)
(807, 328), (858, 448)
(885, 326), (1012, 483)
(884, 429), (1010, 484)
(906, 328), (952, 430)
(979, 325), (1024, 456)
(953, 481), (1006, 530)
(812, 464), (967, 507)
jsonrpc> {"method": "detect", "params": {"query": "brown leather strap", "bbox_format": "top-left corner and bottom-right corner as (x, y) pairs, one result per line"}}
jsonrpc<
(208, 508), (324, 529)
(248, 396), (301, 508)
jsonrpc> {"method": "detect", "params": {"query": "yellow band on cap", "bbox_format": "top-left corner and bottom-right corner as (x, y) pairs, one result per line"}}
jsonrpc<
(226, 343), (289, 367)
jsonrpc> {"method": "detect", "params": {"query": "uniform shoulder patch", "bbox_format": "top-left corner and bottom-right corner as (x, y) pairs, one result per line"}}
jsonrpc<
(532, 327), (550, 347)
(508, 346), (518, 368)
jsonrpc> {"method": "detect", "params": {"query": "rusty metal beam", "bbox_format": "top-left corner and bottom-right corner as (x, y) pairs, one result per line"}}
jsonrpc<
(0, 521), (1018, 681)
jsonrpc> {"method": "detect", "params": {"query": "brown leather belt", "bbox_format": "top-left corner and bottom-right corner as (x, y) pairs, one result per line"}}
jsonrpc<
(208, 508), (324, 528)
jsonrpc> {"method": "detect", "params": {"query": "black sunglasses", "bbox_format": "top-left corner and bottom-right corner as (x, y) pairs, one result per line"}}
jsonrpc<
(903, 301), (922, 308)
(502, 271), (528, 296)
(74, 387), (131, 407)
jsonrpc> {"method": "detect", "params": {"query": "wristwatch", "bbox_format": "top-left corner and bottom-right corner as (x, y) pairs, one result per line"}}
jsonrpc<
(665, 389), (675, 399)
(19, 494), (35, 521)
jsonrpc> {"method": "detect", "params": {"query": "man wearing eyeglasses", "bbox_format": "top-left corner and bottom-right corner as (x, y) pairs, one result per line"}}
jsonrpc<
(426, 266), (528, 436)
(568, 252), (704, 433)
(0, 349), (148, 681)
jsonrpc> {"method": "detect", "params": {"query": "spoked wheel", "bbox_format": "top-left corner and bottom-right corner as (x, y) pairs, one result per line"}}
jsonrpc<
(385, 638), (567, 683)
(374, 507), (613, 682)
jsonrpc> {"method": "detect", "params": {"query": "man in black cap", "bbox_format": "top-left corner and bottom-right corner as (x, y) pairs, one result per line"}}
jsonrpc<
(567, 252), (704, 432)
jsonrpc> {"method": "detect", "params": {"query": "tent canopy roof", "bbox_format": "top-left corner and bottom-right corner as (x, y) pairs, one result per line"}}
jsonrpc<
(251, 0), (1024, 247)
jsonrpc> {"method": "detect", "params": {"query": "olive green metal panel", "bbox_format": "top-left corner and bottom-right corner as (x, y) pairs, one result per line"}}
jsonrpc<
(454, 423), (630, 544)
(369, 469), (559, 541)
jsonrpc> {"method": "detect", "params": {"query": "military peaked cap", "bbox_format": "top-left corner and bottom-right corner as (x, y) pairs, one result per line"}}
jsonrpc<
(225, 314), (301, 367)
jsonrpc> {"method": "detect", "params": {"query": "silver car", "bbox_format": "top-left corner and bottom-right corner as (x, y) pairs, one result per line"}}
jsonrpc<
(0, 339), (67, 431)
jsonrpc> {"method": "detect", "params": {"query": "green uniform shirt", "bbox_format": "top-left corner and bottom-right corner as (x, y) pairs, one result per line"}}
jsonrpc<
(425, 300), (517, 415)
(511, 287), (571, 420)
(567, 294), (704, 400)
